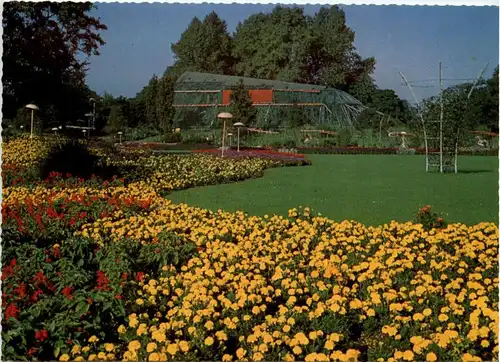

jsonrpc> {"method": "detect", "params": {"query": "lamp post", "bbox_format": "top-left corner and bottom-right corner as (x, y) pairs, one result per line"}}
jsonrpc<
(85, 112), (93, 139)
(217, 112), (233, 157)
(89, 98), (96, 130)
(52, 127), (58, 135)
(233, 122), (245, 152)
(25, 104), (39, 139)
(118, 131), (123, 144)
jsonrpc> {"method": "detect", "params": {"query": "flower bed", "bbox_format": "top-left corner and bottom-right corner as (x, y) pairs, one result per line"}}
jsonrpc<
(298, 146), (499, 156)
(1, 137), (499, 362)
(193, 148), (309, 165)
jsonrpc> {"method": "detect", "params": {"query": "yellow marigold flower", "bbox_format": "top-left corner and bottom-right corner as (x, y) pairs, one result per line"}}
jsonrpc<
(413, 313), (424, 322)
(325, 340), (335, 350)
(222, 354), (233, 361)
(293, 346), (302, 355)
(179, 340), (189, 353)
(82, 346), (90, 353)
(236, 348), (246, 359)
(149, 352), (161, 361)
(74, 357), (85, 362)
(147, 342), (157, 353)
(382, 325), (398, 336)
(128, 340), (141, 351)
(71, 345), (81, 355)
(394, 351), (404, 359)
(423, 308), (432, 317)
(166, 343), (179, 355)
(88, 335), (99, 343)
(438, 314), (448, 322)
(305, 353), (317, 362)
(426, 353), (437, 362)
(59, 354), (70, 361)
(204, 336), (214, 346)
(104, 343), (114, 352)
(97, 352), (107, 360)
(403, 350), (414, 361)
(283, 324), (291, 333)
(88, 354), (97, 361)
(481, 340), (489, 348)
(253, 352), (264, 361)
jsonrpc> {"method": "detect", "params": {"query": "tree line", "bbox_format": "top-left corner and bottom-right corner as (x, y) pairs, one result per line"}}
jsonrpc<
(2, 2), (498, 138)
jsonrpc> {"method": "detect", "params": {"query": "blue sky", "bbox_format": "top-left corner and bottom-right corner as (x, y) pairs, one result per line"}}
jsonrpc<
(85, 4), (499, 101)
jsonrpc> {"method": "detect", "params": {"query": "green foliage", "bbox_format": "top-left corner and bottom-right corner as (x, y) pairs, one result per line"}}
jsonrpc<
(145, 75), (159, 127)
(414, 205), (447, 231)
(230, 79), (256, 126)
(168, 12), (234, 76)
(156, 76), (176, 133)
(336, 128), (355, 146)
(2, 2), (107, 122)
(106, 105), (125, 133)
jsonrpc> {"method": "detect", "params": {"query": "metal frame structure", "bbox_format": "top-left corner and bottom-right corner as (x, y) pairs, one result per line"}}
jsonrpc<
(397, 61), (490, 173)
(172, 72), (364, 130)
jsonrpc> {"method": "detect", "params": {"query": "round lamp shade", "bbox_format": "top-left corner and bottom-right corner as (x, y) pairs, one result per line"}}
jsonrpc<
(233, 122), (245, 127)
(25, 104), (39, 111)
(217, 112), (233, 119)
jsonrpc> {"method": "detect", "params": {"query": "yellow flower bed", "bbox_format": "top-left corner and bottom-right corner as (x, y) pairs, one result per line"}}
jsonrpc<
(2, 135), (62, 168)
(73, 189), (498, 362)
(3, 137), (498, 362)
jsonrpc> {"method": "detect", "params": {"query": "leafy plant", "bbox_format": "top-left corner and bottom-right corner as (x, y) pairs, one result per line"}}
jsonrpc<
(414, 205), (447, 230)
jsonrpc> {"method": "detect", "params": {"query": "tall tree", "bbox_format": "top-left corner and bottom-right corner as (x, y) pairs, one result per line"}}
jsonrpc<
(156, 76), (176, 133)
(168, 12), (234, 77)
(2, 2), (107, 123)
(231, 6), (375, 89)
(232, 6), (309, 81)
(145, 75), (159, 127)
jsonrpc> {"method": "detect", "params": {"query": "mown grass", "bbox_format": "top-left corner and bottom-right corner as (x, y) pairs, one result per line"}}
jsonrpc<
(168, 154), (499, 226)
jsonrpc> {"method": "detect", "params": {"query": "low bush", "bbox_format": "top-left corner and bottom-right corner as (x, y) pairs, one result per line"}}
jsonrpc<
(414, 204), (448, 230)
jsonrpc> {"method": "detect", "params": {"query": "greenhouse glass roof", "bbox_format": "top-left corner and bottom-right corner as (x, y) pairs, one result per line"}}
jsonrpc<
(175, 72), (362, 106)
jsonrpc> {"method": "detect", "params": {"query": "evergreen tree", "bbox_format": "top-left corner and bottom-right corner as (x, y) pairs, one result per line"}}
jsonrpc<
(230, 79), (256, 126)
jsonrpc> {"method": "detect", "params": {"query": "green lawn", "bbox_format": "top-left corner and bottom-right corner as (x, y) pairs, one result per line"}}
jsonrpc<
(167, 155), (499, 226)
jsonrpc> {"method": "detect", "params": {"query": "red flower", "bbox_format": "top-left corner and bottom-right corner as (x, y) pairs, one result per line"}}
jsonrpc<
(2, 259), (17, 280)
(61, 286), (73, 300)
(14, 283), (26, 299)
(96, 271), (111, 291)
(35, 329), (49, 342)
(87, 297), (93, 305)
(121, 273), (128, 280)
(135, 272), (145, 282)
(31, 289), (43, 303)
(28, 347), (38, 356)
(4, 303), (19, 320)
(115, 294), (122, 299)
(52, 248), (61, 258)
(68, 218), (77, 226)
(33, 271), (48, 286)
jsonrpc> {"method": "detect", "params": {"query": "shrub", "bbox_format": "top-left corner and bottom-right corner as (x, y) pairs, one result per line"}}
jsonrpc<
(163, 132), (182, 143)
(414, 204), (447, 230)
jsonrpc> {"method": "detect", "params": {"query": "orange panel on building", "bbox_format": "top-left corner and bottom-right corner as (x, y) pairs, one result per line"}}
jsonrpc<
(222, 89), (273, 105)
(249, 89), (273, 103)
(222, 90), (233, 105)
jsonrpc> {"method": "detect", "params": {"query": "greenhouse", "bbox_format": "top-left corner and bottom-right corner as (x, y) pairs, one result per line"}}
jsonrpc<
(173, 72), (365, 130)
